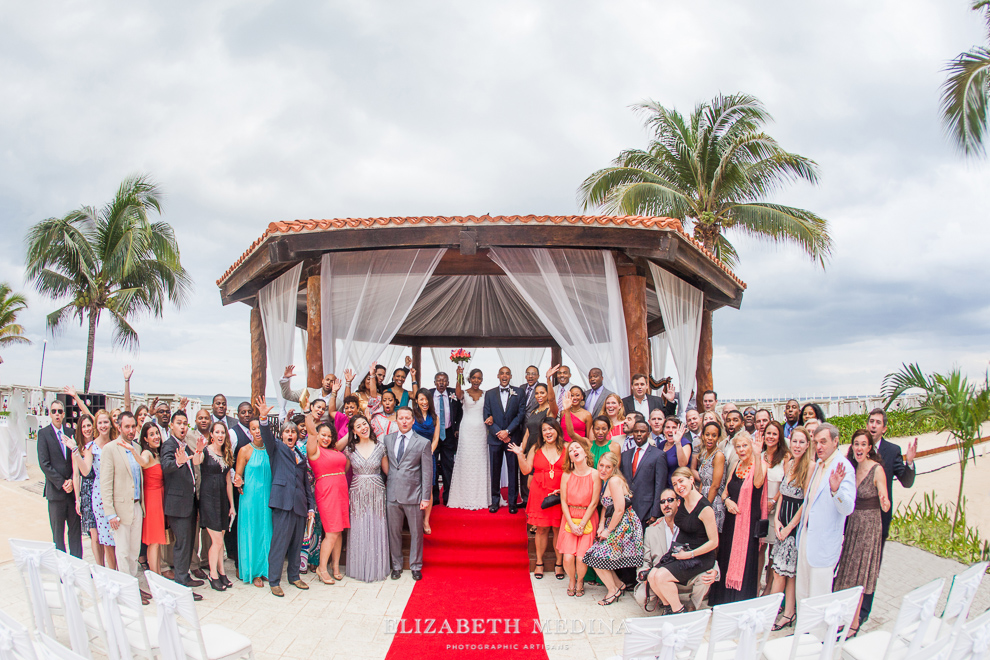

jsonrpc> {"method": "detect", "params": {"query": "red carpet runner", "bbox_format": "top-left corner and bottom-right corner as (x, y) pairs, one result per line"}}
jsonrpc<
(385, 506), (550, 659)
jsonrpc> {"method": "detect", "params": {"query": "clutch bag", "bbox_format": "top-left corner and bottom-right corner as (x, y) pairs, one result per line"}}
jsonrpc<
(540, 493), (561, 509)
(570, 518), (593, 535)
(752, 518), (770, 538)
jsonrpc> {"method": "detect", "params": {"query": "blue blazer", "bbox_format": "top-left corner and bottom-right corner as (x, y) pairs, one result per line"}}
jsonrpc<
(620, 442), (668, 523)
(262, 423), (315, 517)
(482, 386), (526, 447)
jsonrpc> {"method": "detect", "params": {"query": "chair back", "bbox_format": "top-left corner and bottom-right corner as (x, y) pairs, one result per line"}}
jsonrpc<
(939, 562), (988, 640)
(905, 637), (953, 660)
(8, 539), (62, 637)
(35, 634), (88, 660)
(622, 610), (712, 660)
(889, 578), (946, 660)
(145, 571), (208, 660)
(790, 586), (863, 660)
(53, 552), (92, 659)
(90, 565), (147, 660)
(0, 609), (39, 660)
(948, 608), (990, 660)
(707, 593), (783, 660)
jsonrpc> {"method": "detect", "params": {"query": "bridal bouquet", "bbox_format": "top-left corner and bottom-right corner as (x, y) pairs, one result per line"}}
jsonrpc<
(450, 349), (472, 385)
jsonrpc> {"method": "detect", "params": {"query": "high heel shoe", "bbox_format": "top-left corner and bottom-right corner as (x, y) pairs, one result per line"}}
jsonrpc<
(220, 575), (233, 589)
(772, 615), (795, 632)
(597, 590), (622, 606)
(209, 576), (226, 592)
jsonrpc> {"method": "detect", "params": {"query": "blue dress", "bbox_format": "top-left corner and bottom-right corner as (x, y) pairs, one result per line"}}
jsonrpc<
(237, 445), (273, 583)
(413, 414), (437, 485)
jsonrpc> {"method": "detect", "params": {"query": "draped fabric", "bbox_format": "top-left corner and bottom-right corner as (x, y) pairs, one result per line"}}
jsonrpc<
(9, 539), (59, 637)
(895, 579), (944, 657)
(146, 572), (201, 660)
(488, 248), (629, 394)
(90, 566), (139, 660)
(708, 594), (782, 660)
(650, 332), (669, 387)
(55, 555), (90, 659)
(496, 348), (547, 380)
(793, 587), (863, 660)
(430, 348), (478, 377)
(321, 249), (445, 376)
(957, 609), (990, 660)
(259, 263), (303, 410)
(649, 262), (703, 415)
(37, 633), (88, 660)
(0, 611), (36, 660)
(622, 610), (710, 660)
(941, 560), (987, 633)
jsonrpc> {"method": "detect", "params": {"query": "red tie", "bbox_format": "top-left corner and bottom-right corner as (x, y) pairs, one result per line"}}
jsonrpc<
(632, 447), (642, 477)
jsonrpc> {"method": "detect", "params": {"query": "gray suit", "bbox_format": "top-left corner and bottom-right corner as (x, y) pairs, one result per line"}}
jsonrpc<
(586, 387), (615, 418)
(382, 430), (434, 571)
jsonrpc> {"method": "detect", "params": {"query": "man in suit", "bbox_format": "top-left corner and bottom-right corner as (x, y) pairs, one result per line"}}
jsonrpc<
(428, 372), (462, 506)
(254, 398), (313, 597)
(101, 412), (150, 601)
(552, 365), (573, 414)
(684, 409), (703, 454)
(482, 366), (527, 513)
(160, 410), (205, 599)
(620, 419), (668, 526)
(795, 422), (856, 605)
(623, 374), (664, 420)
(859, 408), (917, 623)
(37, 400), (82, 557)
(519, 365), (542, 414)
(383, 407), (433, 580)
(210, 394), (238, 430)
(584, 368), (614, 418)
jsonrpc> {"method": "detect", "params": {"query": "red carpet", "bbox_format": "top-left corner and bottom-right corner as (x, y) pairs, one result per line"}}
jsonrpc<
(385, 505), (550, 659)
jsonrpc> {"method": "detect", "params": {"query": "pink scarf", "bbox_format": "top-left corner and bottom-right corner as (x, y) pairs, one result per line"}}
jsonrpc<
(726, 459), (768, 591)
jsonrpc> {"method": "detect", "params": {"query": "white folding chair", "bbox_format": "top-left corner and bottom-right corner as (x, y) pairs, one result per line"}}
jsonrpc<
(947, 608), (990, 660)
(35, 633), (89, 660)
(904, 637), (953, 660)
(619, 609), (712, 660)
(0, 609), (40, 660)
(698, 593), (783, 660)
(926, 562), (988, 644)
(54, 551), (107, 660)
(89, 565), (157, 660)
(762, 586), (863, 660)
(8, 539), (64, 637)
(843, 578), (945, 660)
(145, 572), (252, 660)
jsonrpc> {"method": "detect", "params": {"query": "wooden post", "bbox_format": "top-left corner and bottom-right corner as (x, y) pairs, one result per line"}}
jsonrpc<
(306, 275), (323, 388)
(695, 303), (713, 399)
(250, 306), (267, 412)
(551, 344), (562, 369)
(619, 274), (649, 384)
(411, 346), (422, 388)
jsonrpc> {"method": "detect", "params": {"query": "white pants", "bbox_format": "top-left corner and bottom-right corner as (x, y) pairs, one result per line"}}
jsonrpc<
(795, 533), (835, 610)
(114, 502), (147, 590)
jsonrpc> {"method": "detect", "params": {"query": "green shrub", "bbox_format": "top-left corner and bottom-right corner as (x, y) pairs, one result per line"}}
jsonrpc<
(830, 410), (941, 441)
(889, 492), (990, 568)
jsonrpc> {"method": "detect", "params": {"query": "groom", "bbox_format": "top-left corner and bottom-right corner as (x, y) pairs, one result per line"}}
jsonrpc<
(383, 407), (433, 581)
(483, 366), (526, 514)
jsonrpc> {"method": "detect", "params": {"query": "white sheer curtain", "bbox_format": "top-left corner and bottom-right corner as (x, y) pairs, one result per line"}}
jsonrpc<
(649, 262), (703, 415)
(488, 248), (629, 394)
(431, 347), (478, 378)
(650, 332), (669, 389)
(321, 249), (446, 376)
(259, 262), (303, 410)
(496, 348), (547, 380)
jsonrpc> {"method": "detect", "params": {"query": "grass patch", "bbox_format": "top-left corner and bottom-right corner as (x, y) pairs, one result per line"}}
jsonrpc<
(889, 492), (990, 568)
(829, 410), (941, 440)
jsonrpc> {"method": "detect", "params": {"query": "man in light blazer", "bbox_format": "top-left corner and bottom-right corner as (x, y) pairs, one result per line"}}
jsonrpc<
(37, 400), (82, 557)
(584, 367), (614, 418)
(482, 366), (526, 514)
(795, 422), (856, 606)
(383, 407), (433, 581)
(101, 412), (149, 600)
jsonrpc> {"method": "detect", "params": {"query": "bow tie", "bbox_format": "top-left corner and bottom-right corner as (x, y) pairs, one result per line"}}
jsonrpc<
(500, 388), (510, 393)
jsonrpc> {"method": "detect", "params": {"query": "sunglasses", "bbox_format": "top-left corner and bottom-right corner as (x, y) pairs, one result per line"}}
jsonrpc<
(659, 497), (677, 504)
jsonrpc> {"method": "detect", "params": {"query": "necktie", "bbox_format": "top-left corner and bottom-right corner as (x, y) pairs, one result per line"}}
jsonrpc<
(438, 393), (446, 441)
(526, 385), (534, 405)
(57, 429), (66, 456)
(556, 386), (564, 411)
(397, 434), (406, 462)
(632, 447), (642, 477)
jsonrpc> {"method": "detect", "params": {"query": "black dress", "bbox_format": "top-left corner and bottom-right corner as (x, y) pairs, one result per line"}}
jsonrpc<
(664, 495), (717, 584)
(523, 408), (551, 452)
(198, 449), (232, 532)
(708, 471), (764, 605)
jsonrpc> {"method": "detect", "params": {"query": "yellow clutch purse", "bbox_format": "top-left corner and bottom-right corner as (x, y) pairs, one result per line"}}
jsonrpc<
(570, 518), (593, 534)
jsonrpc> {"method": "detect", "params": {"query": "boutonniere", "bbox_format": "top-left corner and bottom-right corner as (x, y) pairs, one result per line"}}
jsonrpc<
(508, 390), (517, 397)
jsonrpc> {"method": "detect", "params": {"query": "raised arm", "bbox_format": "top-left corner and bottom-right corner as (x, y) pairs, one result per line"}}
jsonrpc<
(894, 439), (917, 488)
(305, 410), (321, 460)
(546, 366), (560, 418)
(280, 365), (304, 404)
(255, 397), (278, 459)
(122, 366), (133, 412)
(455, 366), (464, 401)
(63, 386), (93, 419)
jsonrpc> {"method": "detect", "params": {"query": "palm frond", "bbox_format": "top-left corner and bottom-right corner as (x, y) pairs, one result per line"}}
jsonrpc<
(109, 308), (140, 351)
(940, 47), (990, 156)
(724, 202), (833, 266)
(45, 303), (79, 337)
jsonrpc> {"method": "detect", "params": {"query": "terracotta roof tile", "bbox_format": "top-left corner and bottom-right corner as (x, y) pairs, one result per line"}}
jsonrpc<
(217, 215), (745, 289)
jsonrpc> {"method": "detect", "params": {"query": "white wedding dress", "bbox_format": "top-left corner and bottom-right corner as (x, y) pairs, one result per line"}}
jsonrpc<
(446, 391), (491, 510)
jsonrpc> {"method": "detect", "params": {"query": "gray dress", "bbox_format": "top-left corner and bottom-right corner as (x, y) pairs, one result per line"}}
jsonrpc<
(344, 443), (389, 582)
(698, 449), (726, 532)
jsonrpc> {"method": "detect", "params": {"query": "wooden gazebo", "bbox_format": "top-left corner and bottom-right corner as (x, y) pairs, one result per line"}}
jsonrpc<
(217, 215), (746, 402)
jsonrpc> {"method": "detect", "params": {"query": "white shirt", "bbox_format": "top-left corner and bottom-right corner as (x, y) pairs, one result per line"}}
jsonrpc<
(632, 396), (650, 418)
(433, 390), (452, 428)
(499, 386), (511, 408)
(661, 519), (678, 551)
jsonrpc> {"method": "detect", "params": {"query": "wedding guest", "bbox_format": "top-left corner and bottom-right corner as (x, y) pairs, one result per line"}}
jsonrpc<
(709, 430), (766, 605)
(510, 417), (565, 580)
(344, 364), (382, 415)
(770, 426), (813, 631)
(280, 364), (340, 411)
(447, 368), (491, 510)
(211, 394), (238, 430)
(583, 452), (644, 606)
(428, 372), (461, 507)
(589, 415), (621, 467)
(602, 394), (626, 438)
(384, 407), (433, 580)
(387, 360), (416, 408)
(199, 422), (235, 591)
(519, 365), (543, 414)
(412, 390), (441, 530)
(83, 410), (118, 568)
(343, 414), (389, 582)
(646, 468), (719, 615)
(153, 402), (171, 438)
(235, 418), (273, 587)
(638, 408), (665, 452)
(552, 364), (573, 412)
(795, 423), (855, 605)
(67, 412), (99, 563)
(658, 380), (678, 418)
(620, 419), (667, 526)
(804, 418), (820, 437)
(622, 374), (664, 420)
(701, 390), (718, 413)
(760, 421), (789, 593)
(125, 423), (167, 577)
(161, 411), (205, 599)
(230, 402), (254, 453)
(557, 439), (601, 598)
(684, 409), (703, 453)
(482, 367), (526, 514)
(372, 390), (399, 437)
(304, 411), (350, 584)
(721, 402), (738, 427)
(692, 421), (727, 532)
(584, 368), (614, 418)
(659, 417), (691, 485)
(37, 399), (82, 557)
(833, 429), (891, 637)
(561, 386), (594, 444)
(800, 403), (826, 424)
(722, 410), (742, 472)
(312, 396), (348, 441)
(783, 400), (801, 438)
(742, 407), (757, 434)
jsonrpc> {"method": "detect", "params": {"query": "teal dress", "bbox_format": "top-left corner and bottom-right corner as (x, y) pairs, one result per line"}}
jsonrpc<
(237, 445), (273, 583)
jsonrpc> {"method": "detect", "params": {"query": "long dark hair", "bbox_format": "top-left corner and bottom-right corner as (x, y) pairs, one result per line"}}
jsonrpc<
(208, 421), (234, 467)
(139, 421), (161, 458)
(346, 414), (378, 451)
(525, 416), (564, 454)
(800, 403), (826, 423)
(764, 421), (789, 468)
(356, 370), (375, 395)
(413, 390), (436, 423)
(847, 428), (880, 465)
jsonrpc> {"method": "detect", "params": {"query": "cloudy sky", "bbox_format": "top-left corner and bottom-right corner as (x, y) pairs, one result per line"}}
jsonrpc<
(1, 0), (988, 401)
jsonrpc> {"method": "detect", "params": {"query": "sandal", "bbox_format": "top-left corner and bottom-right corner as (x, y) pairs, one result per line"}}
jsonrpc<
(575, 580), (585, 597)
(317, 569), (335, 585)
(772, 615), (795, 632)
(333, 571), (344, 581)
(846, 625), (860, 639)
(567, 581), (576, 597)
(554, 562), (565, 580)
(534, 563), (544, 580)
(597, 590), (622, 606)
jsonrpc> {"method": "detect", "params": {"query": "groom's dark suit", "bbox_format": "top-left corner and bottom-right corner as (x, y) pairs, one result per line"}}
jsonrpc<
(482, 385), (526, 509)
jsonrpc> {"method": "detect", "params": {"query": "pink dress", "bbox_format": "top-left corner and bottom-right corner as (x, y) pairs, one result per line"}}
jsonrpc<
(310, 447), (349, 533)
(556, 471), (600, 558)
(562, 412), (586, 442)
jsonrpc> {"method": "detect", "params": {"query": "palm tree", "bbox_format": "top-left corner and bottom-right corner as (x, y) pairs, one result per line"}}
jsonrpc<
(940, 1), (990, 156)
(882, 363), (990, 533)
(0, 283), (31, 364)
(579, 93), (831, 394)
(25, 175), (192, 392)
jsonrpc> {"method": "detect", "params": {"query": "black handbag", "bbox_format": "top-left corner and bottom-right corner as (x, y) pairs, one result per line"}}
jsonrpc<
(540, 493), (561, 509)
(752, 518), (770, 538)
(603, 495), (634, 520)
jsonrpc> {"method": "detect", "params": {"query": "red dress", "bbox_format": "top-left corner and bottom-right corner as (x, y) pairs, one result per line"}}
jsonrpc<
(310, 447), (349, 533)
(562, 412), (586, 442)
(141, 463), (167, 545)
(526, 449), (563, 527)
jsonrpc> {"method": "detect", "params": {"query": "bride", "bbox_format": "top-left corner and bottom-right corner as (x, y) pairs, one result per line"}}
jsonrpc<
(446, 367), (490, 510)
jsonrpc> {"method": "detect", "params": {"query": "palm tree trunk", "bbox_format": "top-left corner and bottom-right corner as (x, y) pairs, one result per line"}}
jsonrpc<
(952, 455), (968, 535)
(83, 309), (97, 393)
(695, 308), (714, 398)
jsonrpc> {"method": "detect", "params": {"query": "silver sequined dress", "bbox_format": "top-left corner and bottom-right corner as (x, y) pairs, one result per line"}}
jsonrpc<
(344, 442), (389, 582)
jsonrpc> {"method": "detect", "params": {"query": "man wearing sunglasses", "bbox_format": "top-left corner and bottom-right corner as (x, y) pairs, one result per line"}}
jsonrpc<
(634, 488), (718, 612)
(37, 401), (82, 557)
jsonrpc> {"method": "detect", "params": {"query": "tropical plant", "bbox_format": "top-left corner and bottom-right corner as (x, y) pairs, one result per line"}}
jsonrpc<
(0, 283), (31, 363)
(578, 93), (832, 393)
(890, 493), (990, 567)
(940, 1), (990, 156)
(882, 363), (990, 532)
(24, 174), (192, 392)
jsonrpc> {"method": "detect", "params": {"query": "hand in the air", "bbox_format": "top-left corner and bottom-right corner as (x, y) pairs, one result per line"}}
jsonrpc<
(283, 365), (296, 379)
(255, 395), (273, 419)
(829, 462), (846, 493)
